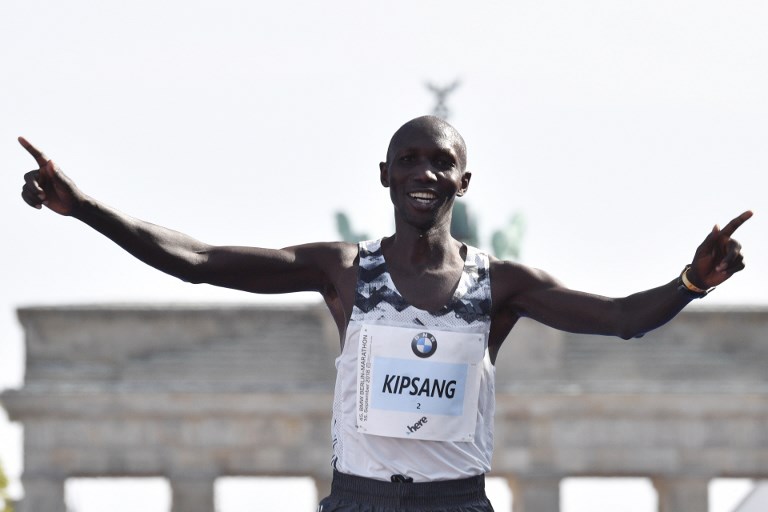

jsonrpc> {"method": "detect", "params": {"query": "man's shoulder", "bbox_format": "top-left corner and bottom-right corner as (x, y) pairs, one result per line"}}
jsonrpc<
(488, 257), (529, 276)
(292, 240), (359, 267)
(489, 258), (558, 294)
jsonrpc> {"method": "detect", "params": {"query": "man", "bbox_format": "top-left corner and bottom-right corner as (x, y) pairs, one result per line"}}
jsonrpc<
(19, 116), (750, 511)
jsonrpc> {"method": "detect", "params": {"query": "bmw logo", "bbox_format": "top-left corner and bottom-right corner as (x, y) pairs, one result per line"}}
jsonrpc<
(411, 332), (437, 358)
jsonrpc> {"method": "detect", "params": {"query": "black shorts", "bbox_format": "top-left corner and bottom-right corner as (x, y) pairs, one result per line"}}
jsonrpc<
(318, 470), (495, 512)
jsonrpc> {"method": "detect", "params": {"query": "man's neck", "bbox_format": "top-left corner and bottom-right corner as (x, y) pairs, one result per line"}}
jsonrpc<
(384, 221), (462, 273)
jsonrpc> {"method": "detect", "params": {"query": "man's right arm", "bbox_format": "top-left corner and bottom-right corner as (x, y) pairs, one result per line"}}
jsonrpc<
(18, 137), (349, 296)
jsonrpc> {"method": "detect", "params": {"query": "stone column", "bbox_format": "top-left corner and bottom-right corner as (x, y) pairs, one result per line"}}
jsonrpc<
(17, 475), (66, 512)
(653, 476), (709, 512)
(508, 475), (561, 512)
(170, 475), (215, 512)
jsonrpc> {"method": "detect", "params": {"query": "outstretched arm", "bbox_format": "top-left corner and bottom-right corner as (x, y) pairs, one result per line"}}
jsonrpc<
(492, 211), (752, 339)
(18, 137), (349, 295)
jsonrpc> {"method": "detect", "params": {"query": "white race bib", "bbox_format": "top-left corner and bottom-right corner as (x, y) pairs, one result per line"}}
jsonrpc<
(356, 323), (486, 442)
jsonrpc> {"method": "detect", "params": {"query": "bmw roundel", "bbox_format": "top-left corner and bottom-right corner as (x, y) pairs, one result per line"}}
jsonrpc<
(411, 332), (438, 358)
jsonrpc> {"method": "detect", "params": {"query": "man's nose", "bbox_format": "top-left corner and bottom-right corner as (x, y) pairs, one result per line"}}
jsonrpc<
(412, 162), (438, 182)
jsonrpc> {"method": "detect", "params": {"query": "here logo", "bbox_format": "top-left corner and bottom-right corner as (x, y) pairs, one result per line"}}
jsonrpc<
(406, 416), (428, 434)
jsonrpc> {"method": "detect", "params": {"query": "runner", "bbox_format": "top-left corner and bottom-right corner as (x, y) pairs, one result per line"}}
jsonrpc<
(19, 115), (751, 511)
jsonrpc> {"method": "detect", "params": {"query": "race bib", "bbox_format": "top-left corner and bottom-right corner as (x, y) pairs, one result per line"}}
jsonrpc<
(356, 323), (486, 442)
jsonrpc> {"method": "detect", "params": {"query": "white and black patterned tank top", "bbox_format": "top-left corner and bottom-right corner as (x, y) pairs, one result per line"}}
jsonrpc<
(330, 238), (496, 482)
(351, 238), (492, 327)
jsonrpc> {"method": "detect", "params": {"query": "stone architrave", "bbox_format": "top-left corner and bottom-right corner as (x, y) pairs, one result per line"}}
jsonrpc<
(2, 305), (768, 512)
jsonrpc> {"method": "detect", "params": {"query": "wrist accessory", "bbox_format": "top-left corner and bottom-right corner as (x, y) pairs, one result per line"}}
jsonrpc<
(678, 265), (714, 298)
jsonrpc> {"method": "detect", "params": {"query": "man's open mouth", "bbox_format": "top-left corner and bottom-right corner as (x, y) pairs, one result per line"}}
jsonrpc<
(408, 191), (438, 204)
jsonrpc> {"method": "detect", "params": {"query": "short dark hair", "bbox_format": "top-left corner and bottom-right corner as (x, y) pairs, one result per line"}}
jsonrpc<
(386, 116), (467, 170)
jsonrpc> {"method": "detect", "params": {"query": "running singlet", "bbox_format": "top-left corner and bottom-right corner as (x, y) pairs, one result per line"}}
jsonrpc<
(330, 239), (495, 482)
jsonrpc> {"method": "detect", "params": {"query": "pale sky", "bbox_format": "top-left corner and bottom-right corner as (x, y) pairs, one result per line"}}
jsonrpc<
(1, 0), (767, 508)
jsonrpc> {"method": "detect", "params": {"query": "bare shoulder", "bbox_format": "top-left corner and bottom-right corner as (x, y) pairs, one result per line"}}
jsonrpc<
(291, 240), (358, 272)
(490, 257), (560, 289)
(489, 257), (562, 310)
(296, 241), (359, 331)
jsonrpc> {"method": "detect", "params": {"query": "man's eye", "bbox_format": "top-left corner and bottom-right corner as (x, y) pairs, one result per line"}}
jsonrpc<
(400, 155), (414, 162)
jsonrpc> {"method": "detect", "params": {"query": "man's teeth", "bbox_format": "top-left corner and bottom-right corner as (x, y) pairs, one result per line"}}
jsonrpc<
(410, 192), (437, 203)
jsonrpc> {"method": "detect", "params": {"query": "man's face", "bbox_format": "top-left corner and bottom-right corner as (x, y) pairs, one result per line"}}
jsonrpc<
(380, 124), (471, 231)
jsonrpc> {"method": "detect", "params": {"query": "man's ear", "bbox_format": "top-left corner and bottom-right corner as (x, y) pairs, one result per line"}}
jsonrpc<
(456, 171), (472, 197)
(379, 161), (389, 188)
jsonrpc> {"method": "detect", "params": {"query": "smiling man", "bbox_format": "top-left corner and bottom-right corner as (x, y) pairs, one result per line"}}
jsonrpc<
(19, 116), (751, 512)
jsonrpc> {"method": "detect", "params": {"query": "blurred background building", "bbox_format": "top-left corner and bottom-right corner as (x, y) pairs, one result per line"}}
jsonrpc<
(2, 304), (767, 512)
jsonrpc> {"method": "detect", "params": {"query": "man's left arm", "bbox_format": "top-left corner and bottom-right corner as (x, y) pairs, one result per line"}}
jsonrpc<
(494, 211), (753, 339)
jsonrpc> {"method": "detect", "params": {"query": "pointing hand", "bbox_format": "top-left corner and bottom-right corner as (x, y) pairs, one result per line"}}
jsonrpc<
(19, 137), (82, 216)
(687, 210), (752, 289)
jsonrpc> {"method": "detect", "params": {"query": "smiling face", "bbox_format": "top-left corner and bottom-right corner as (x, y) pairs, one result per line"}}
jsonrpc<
(380, 116), (471, 232)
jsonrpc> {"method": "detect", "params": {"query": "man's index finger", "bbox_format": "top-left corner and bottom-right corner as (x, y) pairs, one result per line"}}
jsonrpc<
(18, 137), (50, 166)
(719, 210), (753, 238)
